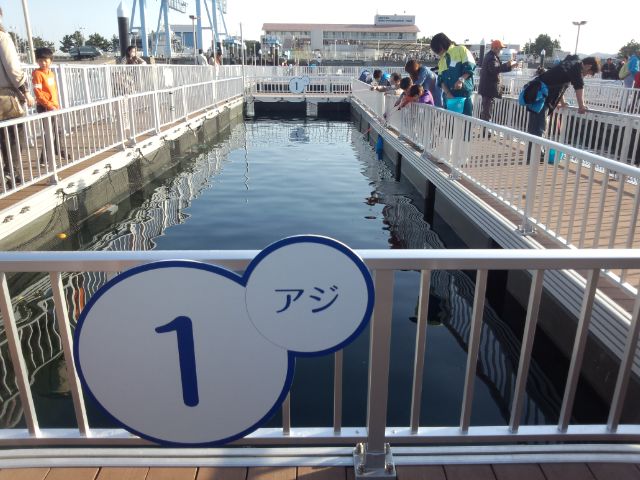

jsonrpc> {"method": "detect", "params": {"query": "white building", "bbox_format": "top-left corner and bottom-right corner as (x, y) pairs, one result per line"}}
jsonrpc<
(262, 15), (420, 61)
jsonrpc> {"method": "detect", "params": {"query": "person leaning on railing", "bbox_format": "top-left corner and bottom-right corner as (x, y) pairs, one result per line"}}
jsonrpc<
(525, 55), (600, 139)
(0, 7), (35, 187)
(430, 32), (476, 116)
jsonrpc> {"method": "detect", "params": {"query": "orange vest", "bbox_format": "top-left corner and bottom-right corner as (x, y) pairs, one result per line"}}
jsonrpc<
(32, 68), (60, 110)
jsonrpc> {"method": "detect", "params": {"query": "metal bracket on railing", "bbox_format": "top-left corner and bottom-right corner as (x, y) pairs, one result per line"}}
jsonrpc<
(516, 223), (536, 236)
(353, 443), (396, 480)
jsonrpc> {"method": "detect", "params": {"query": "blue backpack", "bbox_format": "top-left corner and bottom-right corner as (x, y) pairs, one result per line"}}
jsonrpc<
(359, 70), (372, 84)
(518, 80), (549, 113)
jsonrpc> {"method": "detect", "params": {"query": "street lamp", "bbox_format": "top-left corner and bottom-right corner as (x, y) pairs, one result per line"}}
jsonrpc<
(189, 14), (199, 61)
(572, 20), (587, 55)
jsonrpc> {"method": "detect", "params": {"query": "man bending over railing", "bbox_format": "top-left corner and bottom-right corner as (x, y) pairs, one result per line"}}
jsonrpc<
(522, 55), (600, 162)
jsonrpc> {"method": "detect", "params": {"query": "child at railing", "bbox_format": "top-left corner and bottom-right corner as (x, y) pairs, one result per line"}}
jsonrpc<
(397, 85), (434, 109)
(32, 48), (68, 165)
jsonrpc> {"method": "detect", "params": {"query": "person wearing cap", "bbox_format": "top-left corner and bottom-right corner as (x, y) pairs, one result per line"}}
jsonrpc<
(478, 39), (517, 123)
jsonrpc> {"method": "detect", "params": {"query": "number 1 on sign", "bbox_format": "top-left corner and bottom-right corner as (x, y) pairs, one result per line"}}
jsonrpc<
(156, 316), (199, 407)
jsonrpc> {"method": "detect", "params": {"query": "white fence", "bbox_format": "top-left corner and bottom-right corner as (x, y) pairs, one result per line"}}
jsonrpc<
(353, 81), (640, 291)
(0, 77), (243, 198)
(472, 95), (640, 166)
(0, 249), (639, 456)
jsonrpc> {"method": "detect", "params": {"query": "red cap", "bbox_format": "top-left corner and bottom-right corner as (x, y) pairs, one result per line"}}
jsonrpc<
(491, 40), (506, 49)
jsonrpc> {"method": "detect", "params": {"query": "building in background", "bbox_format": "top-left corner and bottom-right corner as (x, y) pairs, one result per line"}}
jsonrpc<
(262, 15), (420, 63)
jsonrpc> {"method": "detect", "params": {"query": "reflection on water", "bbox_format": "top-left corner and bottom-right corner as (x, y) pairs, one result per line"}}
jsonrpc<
(1, 117), (564, 430)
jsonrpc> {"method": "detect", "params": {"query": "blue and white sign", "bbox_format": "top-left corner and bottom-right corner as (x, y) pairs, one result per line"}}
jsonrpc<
(74, 235), (374, 446)
(288, 76), (310, 94)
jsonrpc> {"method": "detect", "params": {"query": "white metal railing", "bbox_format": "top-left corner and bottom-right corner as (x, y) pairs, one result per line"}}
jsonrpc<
(0, 249), (639, 451)
(497, 76), (640, 115)
(354, 89), (640, 292)
(21, 64), (246, 110)
(246, 75), (353, 96)
(0, 77), (243, 198)
(471, 94), (640, 166)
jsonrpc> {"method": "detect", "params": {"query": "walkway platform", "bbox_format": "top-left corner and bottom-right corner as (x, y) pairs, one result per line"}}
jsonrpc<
(5, 463), (640, 480)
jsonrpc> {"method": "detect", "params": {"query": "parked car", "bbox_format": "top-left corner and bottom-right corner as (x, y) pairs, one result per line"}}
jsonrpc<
(68, 46), (104, 60)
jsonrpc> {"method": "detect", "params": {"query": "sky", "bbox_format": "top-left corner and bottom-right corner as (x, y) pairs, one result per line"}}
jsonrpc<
(2, 0), (636, 57)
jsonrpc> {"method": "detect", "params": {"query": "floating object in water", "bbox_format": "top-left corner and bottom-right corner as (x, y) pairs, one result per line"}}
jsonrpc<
(57, 233), (68, 239)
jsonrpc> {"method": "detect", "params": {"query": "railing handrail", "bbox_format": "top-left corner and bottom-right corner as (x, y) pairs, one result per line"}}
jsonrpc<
(0, 248), (639, 451)
(1, 247), (640, 270)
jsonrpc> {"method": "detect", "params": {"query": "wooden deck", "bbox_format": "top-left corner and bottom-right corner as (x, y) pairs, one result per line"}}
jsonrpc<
(3, 464), (640, 480)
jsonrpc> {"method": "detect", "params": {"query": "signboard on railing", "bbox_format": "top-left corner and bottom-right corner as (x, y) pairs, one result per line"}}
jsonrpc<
(74, 235), (374, 446)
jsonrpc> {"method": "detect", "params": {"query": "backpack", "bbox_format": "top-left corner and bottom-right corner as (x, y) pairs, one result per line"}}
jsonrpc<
(619, 62), (630, 79)
(358, 70), (372, 83)
(518, 80), (549, 113)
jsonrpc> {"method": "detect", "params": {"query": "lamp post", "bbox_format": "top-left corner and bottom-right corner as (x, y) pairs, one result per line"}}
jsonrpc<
(572, 20), (587, 55)
(189, 14), (198, 62)
(540, 48), (546, 67)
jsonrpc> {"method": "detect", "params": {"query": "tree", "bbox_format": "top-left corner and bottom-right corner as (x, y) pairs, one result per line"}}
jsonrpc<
(417, 36), (432, 45)
(523, 34), (561, 57)
(110, 35), (120, 53)
(33, 36), (55, 52)
(618, 40), (640, 58)
(245, 40), (260, 56)
(86, 33), (111, 52)
(59, 30), (85, 53)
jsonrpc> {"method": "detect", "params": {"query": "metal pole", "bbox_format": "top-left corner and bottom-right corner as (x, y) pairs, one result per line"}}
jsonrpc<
(195, 0), (203, 57)
(139, 0), (149, 57)
(574, 25), (581, 55)
(20, 0), (36, 64)
(163, 0), (171, 59)
(240, 23), (246, 87)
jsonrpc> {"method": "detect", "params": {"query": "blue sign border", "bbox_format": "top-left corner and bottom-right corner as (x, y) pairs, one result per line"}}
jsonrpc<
(73, 235), (374, 447)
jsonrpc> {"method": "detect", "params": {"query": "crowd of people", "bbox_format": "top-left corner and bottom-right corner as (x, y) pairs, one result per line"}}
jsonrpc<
(360, 32), (608, 151)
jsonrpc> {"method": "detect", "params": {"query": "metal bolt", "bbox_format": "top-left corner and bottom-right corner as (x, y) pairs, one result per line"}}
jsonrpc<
(385, 463), (394, 474)
(357, 464), (365, 474)
(354, 443), (363, 455)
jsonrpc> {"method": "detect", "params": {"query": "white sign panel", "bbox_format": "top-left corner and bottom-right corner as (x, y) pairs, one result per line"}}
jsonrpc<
(289, 76), (310, 94)
(74, 235), (374, 446)
(374, 14), (416, 25)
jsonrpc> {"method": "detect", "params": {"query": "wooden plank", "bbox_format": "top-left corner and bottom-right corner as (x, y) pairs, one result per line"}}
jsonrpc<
(96, 467), (149, 480)
(297, 467), (346, 480)
(588, 463), (640, 480)
(196, 467), (248, 480)
(396, 465), (446, 480)
(443, 465), (496, 480)
(147, 467), (198, 480)
(44, 468), (99, 480)
(539, 463), (596, 480)
(0, 469), (49, 480)
(492, 464), (545, 480)
(246, 467), (296, 480)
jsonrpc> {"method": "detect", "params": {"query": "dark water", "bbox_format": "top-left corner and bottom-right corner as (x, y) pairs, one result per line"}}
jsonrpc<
(2, 116), (569, 432)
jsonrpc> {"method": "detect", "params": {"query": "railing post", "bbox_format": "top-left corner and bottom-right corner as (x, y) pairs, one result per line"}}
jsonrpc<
(114, 99), (127, 150)
(0, 273), (40, 436)
(518, 140), (541, 235)
(354, 269), (396, 480)
(44, 116), (59, 185)
(182, 86), (189, 121)
(151, 65), (162, 134)
(128, 96), (136, 145)
(58, 64), (70, 109)
(449, 116), (463, 180)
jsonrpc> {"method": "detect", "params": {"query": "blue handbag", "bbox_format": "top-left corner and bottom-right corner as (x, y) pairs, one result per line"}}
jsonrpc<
(518, 80), (549, 113)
